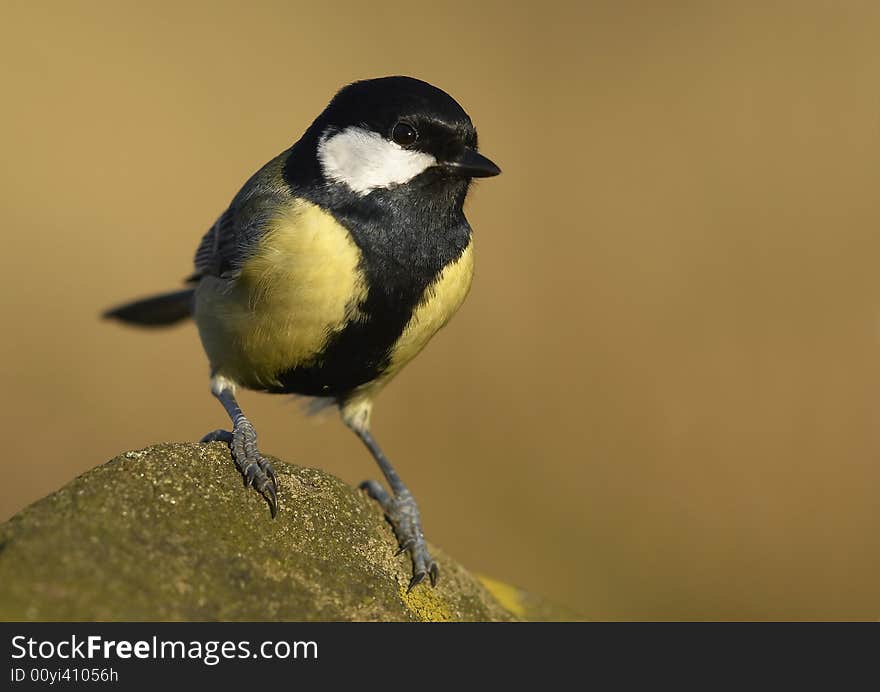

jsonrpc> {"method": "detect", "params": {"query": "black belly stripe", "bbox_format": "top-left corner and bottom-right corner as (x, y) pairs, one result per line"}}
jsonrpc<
(267, 173), (472, 397)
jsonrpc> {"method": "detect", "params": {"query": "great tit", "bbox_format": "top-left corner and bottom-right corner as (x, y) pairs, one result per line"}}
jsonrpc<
(105, 76), (501, 590)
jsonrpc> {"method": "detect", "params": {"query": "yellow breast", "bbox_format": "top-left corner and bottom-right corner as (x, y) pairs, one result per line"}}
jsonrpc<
(387, 239), (475, 376)
(341, 239), (474, 432)
(194, 198), (367, 389)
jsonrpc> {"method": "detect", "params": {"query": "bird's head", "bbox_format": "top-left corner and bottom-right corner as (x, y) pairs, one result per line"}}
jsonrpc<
(292, 76), (500, 199)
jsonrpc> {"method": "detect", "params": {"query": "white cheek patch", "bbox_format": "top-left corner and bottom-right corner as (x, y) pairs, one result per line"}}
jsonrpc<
(317, 126), (437, 195)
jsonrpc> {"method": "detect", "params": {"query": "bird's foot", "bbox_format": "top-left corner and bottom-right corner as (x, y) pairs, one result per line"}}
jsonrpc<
(201, 421), (278, 517)
(360, 480), (438, 591)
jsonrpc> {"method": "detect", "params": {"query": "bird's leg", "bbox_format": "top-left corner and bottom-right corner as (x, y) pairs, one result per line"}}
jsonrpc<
(353, 428), (438, 592)
(200, 376), (278, 517)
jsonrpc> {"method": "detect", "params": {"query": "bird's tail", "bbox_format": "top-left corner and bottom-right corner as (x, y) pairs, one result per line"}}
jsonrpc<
(103, 288), (195, 327)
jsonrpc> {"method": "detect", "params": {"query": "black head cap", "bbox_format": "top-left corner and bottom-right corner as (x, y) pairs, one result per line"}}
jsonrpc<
(318, 76), (477, 148)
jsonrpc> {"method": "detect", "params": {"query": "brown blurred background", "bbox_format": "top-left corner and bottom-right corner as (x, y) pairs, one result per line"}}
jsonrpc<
(2, 1), (880, 620)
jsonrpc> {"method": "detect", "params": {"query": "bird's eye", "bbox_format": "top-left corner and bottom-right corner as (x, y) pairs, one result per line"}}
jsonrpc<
(391, 121), (418, 147)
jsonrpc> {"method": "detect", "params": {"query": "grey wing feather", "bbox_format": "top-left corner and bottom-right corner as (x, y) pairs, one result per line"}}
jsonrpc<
(191, 150), (293, 280)
(192, 213), (227, 278)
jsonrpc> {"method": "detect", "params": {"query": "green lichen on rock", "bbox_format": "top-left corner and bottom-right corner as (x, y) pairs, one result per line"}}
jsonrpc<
(0, 443), (517, 622)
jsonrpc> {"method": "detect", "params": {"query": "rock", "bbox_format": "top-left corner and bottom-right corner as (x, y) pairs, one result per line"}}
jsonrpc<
(0, 442), (547, 621)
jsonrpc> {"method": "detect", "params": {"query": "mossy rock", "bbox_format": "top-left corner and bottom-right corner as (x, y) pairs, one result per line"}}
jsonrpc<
(0, 443), (571, 621)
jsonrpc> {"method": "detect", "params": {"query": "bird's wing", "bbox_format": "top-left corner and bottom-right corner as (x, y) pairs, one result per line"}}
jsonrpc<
(191, 151), (292, 280)
(192, 210), (229, 278)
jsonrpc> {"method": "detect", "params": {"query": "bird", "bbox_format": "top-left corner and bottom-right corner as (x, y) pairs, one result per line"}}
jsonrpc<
(104, 76), (501, 591)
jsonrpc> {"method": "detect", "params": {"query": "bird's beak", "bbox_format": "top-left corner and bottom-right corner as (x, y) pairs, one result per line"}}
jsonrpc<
(441, 147), (501, 178)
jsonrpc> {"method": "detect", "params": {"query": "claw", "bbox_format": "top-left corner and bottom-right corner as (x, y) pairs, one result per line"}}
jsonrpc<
(246, 462), (277, 518)
(243, 464), (258, 488)
(407, 571), (427, 593)
(264, 463), (278, 491)
(263, 482), (278, 519)
(359, 475), (436, 592)
(395, 539), (414, 557)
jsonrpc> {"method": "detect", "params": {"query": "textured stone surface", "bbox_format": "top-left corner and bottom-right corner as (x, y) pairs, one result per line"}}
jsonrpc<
(0, 443), (526, 621)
